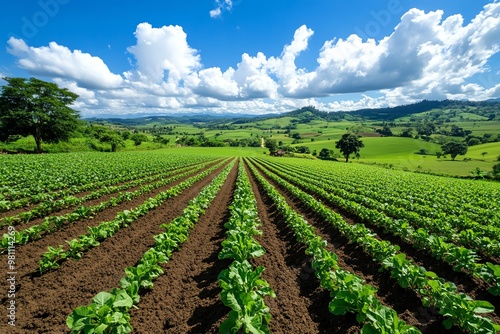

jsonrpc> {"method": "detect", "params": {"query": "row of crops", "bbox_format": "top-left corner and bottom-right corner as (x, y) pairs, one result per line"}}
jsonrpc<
(248, 158), (500, 333)
(0, 151), (499, 333)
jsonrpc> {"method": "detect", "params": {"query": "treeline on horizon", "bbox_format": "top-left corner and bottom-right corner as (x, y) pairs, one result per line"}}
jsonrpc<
(265, 99), (500, 123)
(84, 99), (500, 126)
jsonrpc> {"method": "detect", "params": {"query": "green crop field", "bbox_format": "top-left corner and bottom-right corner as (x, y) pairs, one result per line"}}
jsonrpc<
(0, 150), (499, 333)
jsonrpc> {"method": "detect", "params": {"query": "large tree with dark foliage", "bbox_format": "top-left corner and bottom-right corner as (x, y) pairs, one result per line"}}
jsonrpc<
(0, 77), (79, 152)
(441, 141), (468, 161)
(335, 133), (364, 162)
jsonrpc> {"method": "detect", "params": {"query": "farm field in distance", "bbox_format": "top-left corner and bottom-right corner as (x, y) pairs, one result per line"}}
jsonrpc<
(0, 150), (499, 333)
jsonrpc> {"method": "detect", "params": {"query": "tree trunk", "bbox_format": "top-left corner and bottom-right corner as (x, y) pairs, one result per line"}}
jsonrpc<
(345, 155), (349, 162)
(34, 128), (42, 153)
(35, 139), (42, 153)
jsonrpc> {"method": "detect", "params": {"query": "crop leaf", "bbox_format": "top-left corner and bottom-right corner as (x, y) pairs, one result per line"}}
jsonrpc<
(93, 292), (113, 307)
(112, 289), (134, 309)
(471, 300), (494, 314)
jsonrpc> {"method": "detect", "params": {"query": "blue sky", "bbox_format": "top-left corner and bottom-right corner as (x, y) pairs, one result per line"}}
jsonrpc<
(1, 0), (499, 116)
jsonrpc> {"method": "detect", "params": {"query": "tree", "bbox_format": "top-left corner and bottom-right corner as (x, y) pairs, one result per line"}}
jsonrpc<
(318, 148), (335, 160)
(376, 123), (393, 136)
(130, 133), (149, 146)
(441, 141), (468, 161)
(466, 137), (481, 146)
(153, 135), (170, 145)
(264, 138), (278, 154)
(295, 146), (310, 154)
(416, 121), (436, 136)
(121, 131), (131, 140)
(450, 125), (471, 137)
(335, 133), (364, 162)
(99, 132), (125, 152)
(400, 127), (413, 138)
(493, 163), (500, 178)
(0, 77), (79, 152)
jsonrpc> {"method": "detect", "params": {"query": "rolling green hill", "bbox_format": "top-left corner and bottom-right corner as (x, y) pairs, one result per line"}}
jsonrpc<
(2, 99), (500, 178)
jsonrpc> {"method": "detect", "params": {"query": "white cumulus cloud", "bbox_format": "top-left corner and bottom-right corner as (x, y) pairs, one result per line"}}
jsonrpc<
(5, 3), (500, 116)
(126, 23), (201, 87)
(191, 67), (240, 99)
(267, 25), (315, 96)
(308, 4), (499, 103)
(7, 37), (123, 89)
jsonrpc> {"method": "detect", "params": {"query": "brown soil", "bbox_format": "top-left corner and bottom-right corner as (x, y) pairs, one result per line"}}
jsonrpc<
(0, 160), (229, 333)
(1, 155), (496, 334)
(254, 160), (500, 325)
(245, 162), (360, 334)
(248, 159), (456, 333)
(129, 161), (238, 334)
(130, 160), (350, 334)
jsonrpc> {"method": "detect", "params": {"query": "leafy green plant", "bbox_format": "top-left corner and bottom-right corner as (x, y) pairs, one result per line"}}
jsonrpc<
(66, 160), (235, 333)
(67, 290), (134, 334)
(39, 246), (66, 273)
(246, 160), (419, 333)
(217, 162), (275, 334)
(248, 158), (500, 333)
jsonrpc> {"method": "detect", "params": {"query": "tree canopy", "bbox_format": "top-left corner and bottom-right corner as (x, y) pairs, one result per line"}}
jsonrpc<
(335, 133), (364, 162)
(265, 138), (278, 153)
(441, 141), (468, 161)
(0, 77), (79, 152)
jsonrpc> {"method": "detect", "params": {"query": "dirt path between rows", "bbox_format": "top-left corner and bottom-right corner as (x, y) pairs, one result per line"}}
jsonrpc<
(0, 160), (230, 333)
(248, 159), (449, 333)
(252, 159), (500, 325)
(130, 160), (238, 333)
(244, 161), (360, 333)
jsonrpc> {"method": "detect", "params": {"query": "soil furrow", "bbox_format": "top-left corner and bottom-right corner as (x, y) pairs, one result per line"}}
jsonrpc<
(245, 161), (361, 334)
(0, 160), (230, 333)
(250, 160), (448, 333)
(130, 161), (238, 334)
(254, 160), (500, 322)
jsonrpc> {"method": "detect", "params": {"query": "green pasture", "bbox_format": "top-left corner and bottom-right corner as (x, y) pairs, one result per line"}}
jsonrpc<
(291, 136), (500, 176)
(457, 120), (500, 135)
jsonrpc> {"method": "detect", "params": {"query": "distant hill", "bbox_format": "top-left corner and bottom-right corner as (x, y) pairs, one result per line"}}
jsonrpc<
(348, 100), (500, 120)
(83, 99), (500, 127)
(83, 112), (281, 127)
(85, 114), (225, 126)
(282, 100), (500, 121)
